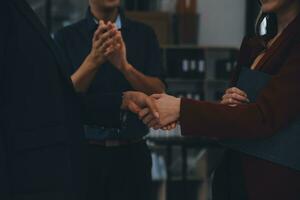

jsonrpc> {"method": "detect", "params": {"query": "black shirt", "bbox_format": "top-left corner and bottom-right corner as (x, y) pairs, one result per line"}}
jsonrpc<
(54, 9), (164, 137)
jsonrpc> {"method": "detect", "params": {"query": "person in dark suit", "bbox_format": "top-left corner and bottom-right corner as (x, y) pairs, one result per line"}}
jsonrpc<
(54, 0), (166, 199)
(139, 0), (300, 199)
(0, 0), (159, 199)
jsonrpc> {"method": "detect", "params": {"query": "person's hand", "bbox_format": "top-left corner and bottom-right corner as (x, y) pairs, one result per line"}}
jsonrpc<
(87, 21), (119, 66)
(221, 87), (249, 107)
(138, 106), (178, 130)
(139, 94), (181, 130)
(121, 91), (160, 119)
(161, 122), (178, 131)
(107, 30), (130, 72)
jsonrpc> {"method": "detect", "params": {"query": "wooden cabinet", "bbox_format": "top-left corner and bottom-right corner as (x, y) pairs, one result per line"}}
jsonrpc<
(126, 11), (173, 45)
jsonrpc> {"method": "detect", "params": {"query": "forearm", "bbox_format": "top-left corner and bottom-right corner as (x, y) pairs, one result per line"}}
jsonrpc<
(121, 63), (165, 95)
(71, 55), (99, 93)
(179, 98), (273, 139)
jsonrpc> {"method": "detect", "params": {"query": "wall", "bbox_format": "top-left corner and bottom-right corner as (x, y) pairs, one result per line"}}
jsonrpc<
(197, 0), (247, 48)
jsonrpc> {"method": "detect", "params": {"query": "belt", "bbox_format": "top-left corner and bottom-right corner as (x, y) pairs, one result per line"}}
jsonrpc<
(84, 125), (121, 141)
(88, 139), (143, 147)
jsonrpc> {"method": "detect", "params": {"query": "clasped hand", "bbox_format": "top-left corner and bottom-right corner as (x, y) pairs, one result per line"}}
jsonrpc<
(122, 87), (249, 131)
(121, 92), (181, 131)
(88, 21), (179, 130)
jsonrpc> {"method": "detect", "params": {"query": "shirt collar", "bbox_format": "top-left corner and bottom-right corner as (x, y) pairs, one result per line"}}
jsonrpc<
(93, 15), (122, 30)
(86, 7), (124, 32)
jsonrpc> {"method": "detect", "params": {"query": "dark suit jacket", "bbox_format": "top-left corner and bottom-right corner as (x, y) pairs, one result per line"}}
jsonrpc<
(0, 0), (90, 199)
(179, 13), (300, 200)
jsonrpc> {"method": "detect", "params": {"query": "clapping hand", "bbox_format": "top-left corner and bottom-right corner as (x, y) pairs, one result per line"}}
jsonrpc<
(106, 30), (129, 72)
(87, 20), (120, 66)
(90, 21), (132, 73)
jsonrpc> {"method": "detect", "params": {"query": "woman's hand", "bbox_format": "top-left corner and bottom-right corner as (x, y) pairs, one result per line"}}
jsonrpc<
(121, 91), (160, 119)
(138, 107), (178, 130)
(221, 87), (249, 106)
(139, 94), (181, 130)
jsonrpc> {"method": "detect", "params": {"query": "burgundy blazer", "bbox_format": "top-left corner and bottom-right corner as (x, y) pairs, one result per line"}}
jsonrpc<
(180, 14), (300, 200)
(180, 14), (300, 139)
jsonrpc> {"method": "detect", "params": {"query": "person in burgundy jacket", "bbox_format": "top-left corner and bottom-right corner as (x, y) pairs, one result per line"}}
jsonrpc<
(138, 0), (300, 199)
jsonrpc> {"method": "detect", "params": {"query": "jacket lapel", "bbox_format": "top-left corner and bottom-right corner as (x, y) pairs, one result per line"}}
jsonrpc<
(12, 0), (74, 89)
(253, 14), (300, 71)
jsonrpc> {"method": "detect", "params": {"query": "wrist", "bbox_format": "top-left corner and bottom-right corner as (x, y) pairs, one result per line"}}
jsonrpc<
(175, 98), (181, 120)
(120, 62), (132, 74)
(87, 53), (104, 68)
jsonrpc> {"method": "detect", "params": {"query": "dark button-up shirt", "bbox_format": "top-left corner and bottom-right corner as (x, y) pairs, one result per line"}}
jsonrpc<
(54, 9), (164, 139)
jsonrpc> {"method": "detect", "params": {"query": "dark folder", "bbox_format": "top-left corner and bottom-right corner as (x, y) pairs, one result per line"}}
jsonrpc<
(220, 67), (300, 171)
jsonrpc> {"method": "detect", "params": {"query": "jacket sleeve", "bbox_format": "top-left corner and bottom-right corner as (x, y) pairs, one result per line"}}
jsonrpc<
(0, 0), (10, 137)
(0, 1), (11, 197)
(0, 2), (9, 94)
(180, 41), (300, 139)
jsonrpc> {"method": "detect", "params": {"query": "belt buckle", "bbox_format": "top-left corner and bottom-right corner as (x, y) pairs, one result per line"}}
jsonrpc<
(105, 140), (120, 147)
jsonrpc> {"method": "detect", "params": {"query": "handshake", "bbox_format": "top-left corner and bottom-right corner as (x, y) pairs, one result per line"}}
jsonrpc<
(121, 91), (181, 130)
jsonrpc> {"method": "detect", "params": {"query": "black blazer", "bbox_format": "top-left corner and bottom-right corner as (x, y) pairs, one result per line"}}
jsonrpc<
(0, 0), (89, 199)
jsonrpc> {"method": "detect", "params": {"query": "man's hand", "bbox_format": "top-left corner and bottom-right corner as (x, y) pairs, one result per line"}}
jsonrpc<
(121, 91), (160, 119)
(138, 107), (177, 130)
(107, 31), (130, 72)
(161, 122), (178, 131)
(87, 21), (119, 67)
(139, 94), (181, 130)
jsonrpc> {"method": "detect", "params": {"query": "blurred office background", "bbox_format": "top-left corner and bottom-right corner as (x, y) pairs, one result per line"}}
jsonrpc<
(26, 0), (261, 200)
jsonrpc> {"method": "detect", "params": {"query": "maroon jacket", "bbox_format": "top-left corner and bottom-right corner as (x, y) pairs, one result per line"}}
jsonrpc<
(180, 14), (300, 200)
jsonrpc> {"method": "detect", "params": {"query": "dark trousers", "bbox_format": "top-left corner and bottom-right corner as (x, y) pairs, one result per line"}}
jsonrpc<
(212, 150), (248, 200)
(86, 141), (152, 200)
